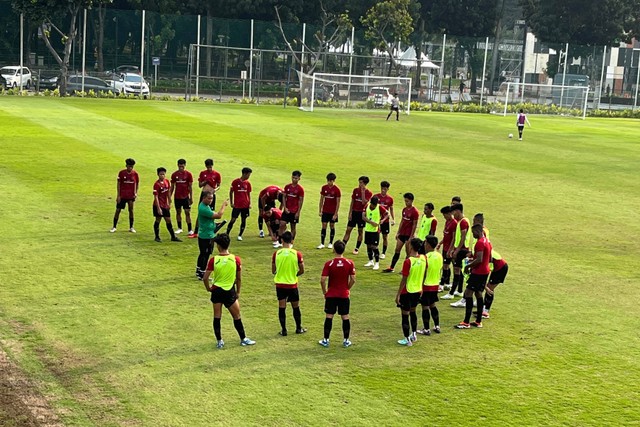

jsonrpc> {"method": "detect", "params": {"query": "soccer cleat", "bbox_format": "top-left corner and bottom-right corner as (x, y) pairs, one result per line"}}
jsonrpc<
(216, 340), (225, 349)
(455, 322), (470, 329)
(433, 326), (441, 334)
(397, 338), (413, 347)
(129, 228), (136, 233)
(110, 227), (117, 233)
(379, 253), (386, 259)
(382, 268), (394, 273)
(453, 291), (464, 297)
(316, 244), (325, 249)
(352, 248), (359, 255)
(188, 233), (198, 239)
(279, 330), (288, 336)
(188, 230), (195, 236)
(373, 262), (380, 270)
(441, 293), (455, 300)
(482, 311), (490, 319)
(295, 328), (308, 334)
(240, 337), (256, 346)
(259, 230), (265, 238)
(471, 321), (483, 328)
(417, 328), (431, 336)
(364, 260), (374, 267)
(237, 236), (243, 241)
(409, 332), (417, 342)
(519, 138), (523, 141)
(438, 285), (444, 292)
(154, 237), (162, 243)
(443, 284), (452, 291)
(273, 242), (282, 248)
(327, 243), (333, 249)
(318, 338), (329, 347)
(175, 228), (183, 234)
(343, 339), (352, 348)
(450, 298), (467, 308)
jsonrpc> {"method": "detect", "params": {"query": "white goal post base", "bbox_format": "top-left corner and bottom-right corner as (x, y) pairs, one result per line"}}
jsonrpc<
(502, 82), (590, 120)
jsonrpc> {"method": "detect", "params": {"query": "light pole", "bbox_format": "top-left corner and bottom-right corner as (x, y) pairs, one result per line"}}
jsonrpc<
(113, 16), (118, 68)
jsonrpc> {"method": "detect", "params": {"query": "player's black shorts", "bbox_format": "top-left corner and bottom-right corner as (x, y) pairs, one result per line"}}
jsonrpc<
(269, 221), (280, 234)
(324, 297), (350, 315)
(175, 198), (191, 210)
(397, 234), (410, 243)
(454, 249), (470, 268)
(466, 273), (489, 292)
(391, 106), (399, 112)
(347, 210), (366, 228)
(399, 292), (421, 311)
(364, 231), (379, 246)
(420, 290), (439, 305)
(258, 198), (275, 211)
(116, 198), (135, 209)
(281, 212), (299, 224)
(321, 212), (338, 223)
(443, 254), (452, 265)
(518, 125), (525, 131)
(210, 287), (237, 308)
(153, 206), (171, 218)
(489, 264), (509, 285)
(232, 207), (250, 219)
(380, 222), (390, 235)
(276, 286), (300, 302)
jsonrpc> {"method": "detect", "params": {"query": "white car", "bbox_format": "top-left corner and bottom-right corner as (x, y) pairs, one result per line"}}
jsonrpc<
(111, 73), (150, 97)
(1, 66), (32, 89)
(367, 87), (391, 107)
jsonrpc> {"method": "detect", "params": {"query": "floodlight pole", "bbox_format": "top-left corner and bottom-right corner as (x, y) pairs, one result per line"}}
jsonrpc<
(19, 13), (23, 89)
(480, 37), (489, 106)
(140, 10), (146, 78)
(81, 9), (87, 92)
(633, 48), (640, 112)
(559, 43), (569, 107)
(347, 26), (355, 105)
(598, 46), (607, 109)
(438, 33), (446, 103)
(196, 16), (201, 98)
(249, 19), (254, 99)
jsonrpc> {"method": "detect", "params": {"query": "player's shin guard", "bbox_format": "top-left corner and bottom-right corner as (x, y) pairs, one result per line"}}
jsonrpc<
(213, 317), (222, 340)
(324, 317), (333, 340)
(464, 297), (473, 323)
(430, 306), (439, 327)
(484, 293), (494, 311)
(422, 308), (431, 329)
(278, 308), (287, 332)
(293, 307), (302, 330)
(409, 311), (418, 333)
(233, 318), (246, 340)
(401, 314), (410, 338)
(342, 319), (350, 340)
(321, 229), (326, 245)
(475, 296), (484, 323)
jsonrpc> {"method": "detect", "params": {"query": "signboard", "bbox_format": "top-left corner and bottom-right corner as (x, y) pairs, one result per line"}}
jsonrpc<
(241, 70), (247, 80)
(152, 57), (160, 66)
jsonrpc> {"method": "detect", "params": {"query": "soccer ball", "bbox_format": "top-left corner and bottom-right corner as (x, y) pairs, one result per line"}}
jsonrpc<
(508, 133), (513, 139)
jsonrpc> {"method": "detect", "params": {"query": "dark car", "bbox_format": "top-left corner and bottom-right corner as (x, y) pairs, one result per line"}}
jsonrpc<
(35, 71), (59, 90)
(65, 75), (115, 95)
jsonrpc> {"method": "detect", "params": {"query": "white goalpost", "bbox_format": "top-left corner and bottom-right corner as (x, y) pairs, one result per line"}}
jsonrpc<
(297, 72), (413, 114)
(502, 82), (590, 119)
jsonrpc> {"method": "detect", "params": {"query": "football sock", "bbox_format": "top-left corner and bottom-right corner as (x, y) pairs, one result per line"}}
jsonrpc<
(213, 317), (222, 340)
(390, 253), (400, 269)
(464, 297), (473, 323)
(177, 221), (182, 230)
(430, 306), (440, 327)
(484, 293), (494, 311)
(187, 222), (192, 232)
(324, 317), (332, 340)
(441, 268), (451, 285)
(355, 240), (362, 250)
(422, 308), (431, 329)
(113, 216), (118, 228)
(321, 229), (326, 245)
(373, 248), (380, 262)
(329, 229), (335, 243)
(233, 318), (246, 340)
(451, 274), (461, 294)
(293, 307), (302, 330)
(382, 245), (387, 254)
(278, 308), (287, 332)
(457, 275), (464, 293)
(258, 216), (264, 231)
(401, 314), (410, 338)
(409, 311), (418, 333)
(166, 223), (176, 238)
(342, 319), (350, 340)
(239, 217), (246, 236)
(129, 215), (134, 229)
(153, 222), (160, 238)
(475, 296), (484, 323)
(367, 247), (373, 261)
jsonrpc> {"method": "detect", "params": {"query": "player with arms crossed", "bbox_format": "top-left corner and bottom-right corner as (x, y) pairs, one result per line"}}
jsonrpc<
(395, 238), (427, 346)
(169, 159), (194, 236)
(436, 206), (457, 291)
(343, 176), (372, 255)
(111, 158), (139, 233)
(153, 167), (181, 243)
(272, 231), (307, 336)
(374, 181), (395, 259)
(363, 196), (388, 270)
(317, 172), (341, 249)
(191, 159), (222, 238)
(442, 203), (470, 298)
(417, 236), (443, 335)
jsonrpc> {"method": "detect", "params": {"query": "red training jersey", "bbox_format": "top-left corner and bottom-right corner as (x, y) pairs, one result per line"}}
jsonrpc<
(263, 207), (282, 221)
(199, 170), (221, 190)
(442, 218), (458, 252)
(374, 193), (394, 224)
(322, 257), (356, 299)
(231, 178), (252, 209)
(492, 256), (506, 272)
(350, 188), (372, 212)
(171, 170), (193, 200)
(472, 237), (492, 275)
(398, 206), (420, 236)
(284, 184), (305, 213)
(153, 179), (171, 209)
(259, 186), (282, 203)
(320, 184), (341, 214)
(117, 169), (139, 200)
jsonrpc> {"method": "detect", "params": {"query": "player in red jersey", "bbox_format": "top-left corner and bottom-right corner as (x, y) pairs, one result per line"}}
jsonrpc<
(342, 176), (372, 255)
(257, 185), (283, 238)
(192, 159), (222, 238)
(169, 159), (194, 236)
(153, 167), (181, 243)
(263, 206), (283, 245)
(317, 172), (341, 250)
(455, 224), (492, 329)
(382, 193), (420, 273)
(279, 170), (304, 243)
(226, 167), (252, 241)
(319, 240), (356, 348)
(111, 158), (139, 233)
(436, 205), (457, 291)
(374, 181), (395, 259)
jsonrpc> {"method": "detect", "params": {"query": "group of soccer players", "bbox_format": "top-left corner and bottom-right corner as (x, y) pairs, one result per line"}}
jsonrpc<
(110, 159), (509, 348)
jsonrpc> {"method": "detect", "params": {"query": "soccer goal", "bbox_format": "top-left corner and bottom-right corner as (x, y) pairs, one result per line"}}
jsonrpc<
(502, 82), (590, 119)
(297, 72), (412, 114)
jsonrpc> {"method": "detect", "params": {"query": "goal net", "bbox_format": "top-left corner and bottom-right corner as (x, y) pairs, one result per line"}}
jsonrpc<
(297, 72), (412, 114)
(502, 82), (590, 119)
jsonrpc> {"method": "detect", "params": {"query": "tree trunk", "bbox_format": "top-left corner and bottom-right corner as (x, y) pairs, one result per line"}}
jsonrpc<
(94, 5), (106, 72)
(414, 20), (425, 89)
(40, 7), (79, 96)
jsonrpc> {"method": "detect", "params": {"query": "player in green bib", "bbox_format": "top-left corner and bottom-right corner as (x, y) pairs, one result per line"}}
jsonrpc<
(272, 231), (306, 335)
(417, 236), (443, 335)
(395, 238), (427, 346)
(202, 234), (255, 348)
(362, 196), (388, 270)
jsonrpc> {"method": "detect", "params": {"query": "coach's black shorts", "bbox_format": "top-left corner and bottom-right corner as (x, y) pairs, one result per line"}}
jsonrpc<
(281, 212), (299, 224)
(466, 273), (489, 292)
(399, 292), (421, 311)
(116, 198), (135, 209)
(364, 231), (379, 246)
(324, 297), (350, 315)
(380, 222), (390, 235)
(347, 210), (366, 228)
(210, 287), (237, 308)
(454, 249), (470, 268)
(420, 290), (439, 306)
(397, 234), (410, 244)
(489, 264), (509, 285)
(153, 206), (171, 218)
(276, 286), (300, 302)
(232, 207), (250, 219)
(175, 198), (191, 210)
(321, 212), (338, 223)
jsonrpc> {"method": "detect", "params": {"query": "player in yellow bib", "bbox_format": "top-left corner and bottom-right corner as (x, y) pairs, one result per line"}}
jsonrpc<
(202, 234), (255, 348)
(417, 236), (443, 335)
(272, 231), (306, 335)
(362, 196), (389, 270)
(395, 238), (427, 346)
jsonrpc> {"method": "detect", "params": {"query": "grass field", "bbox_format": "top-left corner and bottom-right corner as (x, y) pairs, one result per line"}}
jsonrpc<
(0, 97), (639, 426)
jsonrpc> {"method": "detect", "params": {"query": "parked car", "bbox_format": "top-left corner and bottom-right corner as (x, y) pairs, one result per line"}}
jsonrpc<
(111, 73), (150, 97)
(368, 86), (390, 107)
(0, 66), (32, 89)
(65, 75), (115, 95)
(105, 65), (140, 77)
(34, 71), (59, 90)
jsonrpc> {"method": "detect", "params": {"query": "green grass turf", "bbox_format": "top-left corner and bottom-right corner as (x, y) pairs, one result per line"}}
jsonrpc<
(0, 98), (639, 426)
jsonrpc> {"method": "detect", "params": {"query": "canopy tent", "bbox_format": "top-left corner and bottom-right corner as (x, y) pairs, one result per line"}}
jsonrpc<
(397, 46), (440, 69)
